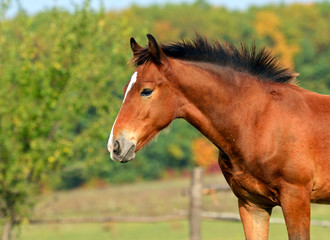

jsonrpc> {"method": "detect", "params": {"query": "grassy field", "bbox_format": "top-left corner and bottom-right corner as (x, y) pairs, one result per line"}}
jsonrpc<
(20, 221), (330, 240)
(18, 173), (330, 240)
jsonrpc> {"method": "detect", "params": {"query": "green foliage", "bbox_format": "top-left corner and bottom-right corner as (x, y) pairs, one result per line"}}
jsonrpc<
(59, 162), (88, 189)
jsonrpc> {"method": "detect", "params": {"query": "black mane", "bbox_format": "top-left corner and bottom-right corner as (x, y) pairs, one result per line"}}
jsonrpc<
(132, 35), (297, 83)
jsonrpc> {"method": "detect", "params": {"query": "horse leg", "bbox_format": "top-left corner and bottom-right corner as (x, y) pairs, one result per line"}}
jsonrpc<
(238, 199), (273, 240)
(280, 186), (311, 240)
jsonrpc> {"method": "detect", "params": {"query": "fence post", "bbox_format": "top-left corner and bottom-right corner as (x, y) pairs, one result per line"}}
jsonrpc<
(189, 167), (203, 240)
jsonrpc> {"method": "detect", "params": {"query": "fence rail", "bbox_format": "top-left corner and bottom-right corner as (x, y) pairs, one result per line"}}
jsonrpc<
(27, 211), (330, 227)
(28, 215), (186, 224)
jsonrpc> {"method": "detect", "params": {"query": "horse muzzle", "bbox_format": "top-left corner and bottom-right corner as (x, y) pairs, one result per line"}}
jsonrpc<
(108, 136), (136, 163)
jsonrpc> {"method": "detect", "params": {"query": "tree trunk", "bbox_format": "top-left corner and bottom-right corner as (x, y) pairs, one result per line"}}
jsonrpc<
(1, 220), (12, 240)
(1, 205), (15, 240)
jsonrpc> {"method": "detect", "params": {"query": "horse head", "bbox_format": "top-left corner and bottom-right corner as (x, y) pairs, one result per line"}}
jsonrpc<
(107, 34), (183, 162)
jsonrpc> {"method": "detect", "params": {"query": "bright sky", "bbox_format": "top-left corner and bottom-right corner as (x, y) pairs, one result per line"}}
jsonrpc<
(6, 0), (325, 17)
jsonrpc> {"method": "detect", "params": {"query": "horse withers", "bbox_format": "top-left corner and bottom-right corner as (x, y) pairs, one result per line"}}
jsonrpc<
(107, 34), (330, 240)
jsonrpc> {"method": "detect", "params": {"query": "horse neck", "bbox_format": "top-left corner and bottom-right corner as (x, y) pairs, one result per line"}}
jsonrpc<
(170, 60), (267, 153)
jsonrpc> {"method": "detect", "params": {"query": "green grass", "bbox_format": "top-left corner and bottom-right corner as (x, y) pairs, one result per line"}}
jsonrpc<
(18, 173), (330, 239)
(19, 221), (330, 240)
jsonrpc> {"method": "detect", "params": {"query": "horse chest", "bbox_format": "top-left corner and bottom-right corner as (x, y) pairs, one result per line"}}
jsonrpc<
(218, 160), (279, 206)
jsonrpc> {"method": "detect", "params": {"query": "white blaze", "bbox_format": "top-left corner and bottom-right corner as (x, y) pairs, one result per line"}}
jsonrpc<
(108, 72), (138, 153)
(123, 71), (137, 102)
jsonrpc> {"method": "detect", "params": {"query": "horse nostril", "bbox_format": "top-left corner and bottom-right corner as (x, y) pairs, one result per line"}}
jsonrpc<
(113, 140), (121, 155)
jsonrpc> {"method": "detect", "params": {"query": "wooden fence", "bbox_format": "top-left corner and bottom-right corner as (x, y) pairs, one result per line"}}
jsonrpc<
(28, 167), (330, 240)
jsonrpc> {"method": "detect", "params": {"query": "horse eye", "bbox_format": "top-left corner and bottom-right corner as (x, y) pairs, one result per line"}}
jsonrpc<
(141, 89), (153, 97)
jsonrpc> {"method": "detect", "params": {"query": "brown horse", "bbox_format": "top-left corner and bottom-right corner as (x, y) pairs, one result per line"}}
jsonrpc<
(107, 34), (330, 240)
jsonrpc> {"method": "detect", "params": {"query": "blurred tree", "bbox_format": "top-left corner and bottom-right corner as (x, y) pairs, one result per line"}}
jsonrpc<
(255, 11), (300, 68)
(0, 1), (118, 238)
(152, 20), (180, 42)
(192, 137), (217, 167)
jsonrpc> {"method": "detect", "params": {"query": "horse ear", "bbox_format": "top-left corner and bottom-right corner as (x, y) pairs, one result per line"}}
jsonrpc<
(147, 34), (167, 65)
(130, 37), (142, 57)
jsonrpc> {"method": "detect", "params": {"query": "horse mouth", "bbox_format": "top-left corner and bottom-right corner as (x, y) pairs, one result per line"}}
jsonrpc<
(110, 137), (136, 163)
(111, 148), (136, 163)
(120, 144), (136, 163)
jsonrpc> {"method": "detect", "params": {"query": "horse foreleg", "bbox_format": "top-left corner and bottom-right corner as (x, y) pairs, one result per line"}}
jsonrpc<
(238, 199), (273, 240)
(280, 186), (311, 240)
